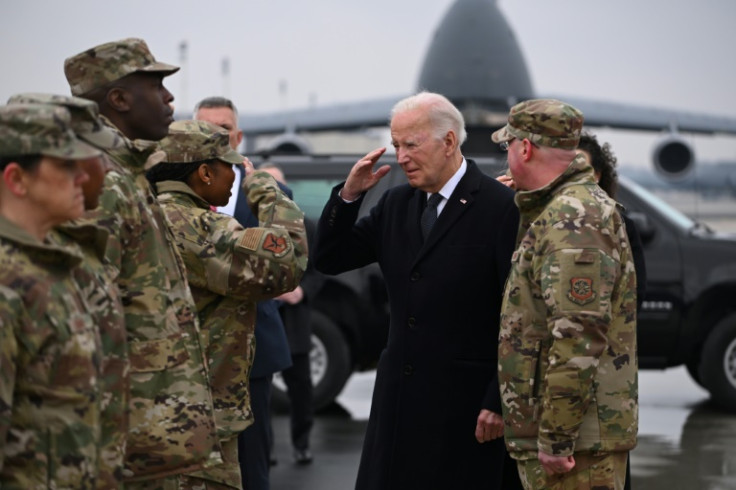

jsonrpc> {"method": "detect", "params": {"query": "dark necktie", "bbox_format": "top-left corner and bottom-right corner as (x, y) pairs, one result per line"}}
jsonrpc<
(420, 193), (443, 240)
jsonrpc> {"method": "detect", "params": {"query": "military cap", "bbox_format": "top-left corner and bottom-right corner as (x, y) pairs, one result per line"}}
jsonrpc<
(157, 120), (243, 165)
(7, 93), (122, 150)
(0, 103), (101, 159)
(64, 38), (179, 96)
(491, 98), (584, 150)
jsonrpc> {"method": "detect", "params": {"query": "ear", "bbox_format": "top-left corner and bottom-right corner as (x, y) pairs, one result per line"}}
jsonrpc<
(235, 129), (244, 148)
(521, 139), (534, 162)
(444, 130), (457, 156)
(3, 163), (28, 197)
(197, 163), (213, 185)
(106, 87), (132, 113)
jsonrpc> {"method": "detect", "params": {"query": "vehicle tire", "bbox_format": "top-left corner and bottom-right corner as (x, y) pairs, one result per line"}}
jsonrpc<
(310, 311), (353, 410)
(271, 311), (352, 413)
(698, 314), (736, 412)
(686, 357), (704, 388)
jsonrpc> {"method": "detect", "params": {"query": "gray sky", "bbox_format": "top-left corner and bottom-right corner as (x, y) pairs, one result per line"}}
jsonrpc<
(2, 0), (735, 166)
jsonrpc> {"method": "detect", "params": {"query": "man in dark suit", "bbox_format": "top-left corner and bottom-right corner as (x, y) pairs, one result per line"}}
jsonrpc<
(195, 97), (292, 490)
(313, 92), (522, 490)
(260, 164), (326, 465)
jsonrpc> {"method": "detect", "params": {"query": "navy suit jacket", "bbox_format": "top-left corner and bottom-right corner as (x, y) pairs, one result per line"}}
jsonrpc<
(233, 168), (292, 377)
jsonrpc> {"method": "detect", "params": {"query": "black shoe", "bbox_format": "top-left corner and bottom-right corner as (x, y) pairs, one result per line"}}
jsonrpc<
(293, 448), (313, 465)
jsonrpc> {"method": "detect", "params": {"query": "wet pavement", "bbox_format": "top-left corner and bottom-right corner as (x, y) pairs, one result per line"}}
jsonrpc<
(270, 367), (736, 490)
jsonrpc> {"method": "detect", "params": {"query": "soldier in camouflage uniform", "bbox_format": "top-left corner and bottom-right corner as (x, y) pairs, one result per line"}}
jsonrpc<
(145, 120), (307, 489)
(0, 103), (104, 489)
(492, 99), (638, 490)
(7, 92), (129, 489)
(64, 39), (223, 487)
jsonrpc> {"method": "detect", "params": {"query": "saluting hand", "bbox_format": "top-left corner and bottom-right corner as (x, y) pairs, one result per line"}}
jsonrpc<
(242, 157), (255, 175)
(341, 148), (391, 202)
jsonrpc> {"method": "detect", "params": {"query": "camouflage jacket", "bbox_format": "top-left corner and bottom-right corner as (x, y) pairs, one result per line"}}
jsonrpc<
(0, 216), (103, 489)
(155, 174), (307, 443)
(75, 117), (221, 480)
(498, 155), (638, 458)
(51, 222), (128, 489)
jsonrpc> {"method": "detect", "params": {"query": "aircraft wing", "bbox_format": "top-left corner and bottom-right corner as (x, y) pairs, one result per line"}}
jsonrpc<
(240, 93), (736, 137)
(239, 95), (406, 135)
(543, 94), (736, 135)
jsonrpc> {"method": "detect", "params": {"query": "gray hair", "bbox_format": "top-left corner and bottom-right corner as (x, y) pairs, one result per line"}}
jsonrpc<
(193, 96), (239, 118)
(390, 91), (467, 146)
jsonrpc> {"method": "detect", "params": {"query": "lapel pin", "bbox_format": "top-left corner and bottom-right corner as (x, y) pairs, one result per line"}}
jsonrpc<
(460, 199), (467, 204)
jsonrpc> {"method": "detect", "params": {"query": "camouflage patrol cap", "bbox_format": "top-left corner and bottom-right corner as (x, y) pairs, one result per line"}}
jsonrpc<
(0, 103), (101, 159)
(158, 120), (243, 165)
(7, 93), (122, 150)
(491, 99), (583, 150)
(64, 38), (179, 96)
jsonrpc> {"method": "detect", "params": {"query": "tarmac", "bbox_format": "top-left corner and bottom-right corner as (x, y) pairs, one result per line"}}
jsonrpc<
(269, 368), (736, 490)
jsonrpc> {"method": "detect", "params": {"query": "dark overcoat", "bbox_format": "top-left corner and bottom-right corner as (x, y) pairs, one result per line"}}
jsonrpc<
(314, 161), (520, 490)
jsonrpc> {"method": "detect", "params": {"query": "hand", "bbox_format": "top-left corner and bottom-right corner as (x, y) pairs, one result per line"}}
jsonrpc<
(341, 148), (390, 201)
(496, 173), (516, 190)
(275, 286), (304, 305)
(241, 157), (255, 176)
(537, 451), (575, 475)
(474, 409), (504, 443)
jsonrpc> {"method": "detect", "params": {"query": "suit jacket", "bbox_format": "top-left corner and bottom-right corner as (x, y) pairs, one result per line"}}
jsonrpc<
(233, 169), (292, 377)
(279, 218), (325, 355)
(314, 160), (519, 490)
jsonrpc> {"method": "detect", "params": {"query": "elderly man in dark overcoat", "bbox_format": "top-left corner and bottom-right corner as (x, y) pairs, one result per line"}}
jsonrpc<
(313, 92), (522, 490)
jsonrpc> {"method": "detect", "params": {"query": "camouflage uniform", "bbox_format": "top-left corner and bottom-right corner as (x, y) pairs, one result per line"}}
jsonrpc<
(150, 120), (308, 489)
(7, 92), (129, 489)
(64, 40), (222, 484)
(87, 120), (221, 482)
(494, 100), (638, 490)
(51, 223), (129, 490)
(0, 104), (104, 489)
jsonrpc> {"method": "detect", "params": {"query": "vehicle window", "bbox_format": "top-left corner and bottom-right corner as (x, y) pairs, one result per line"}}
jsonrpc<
(619, 176), (695, 231)
(289, 178), (344, 220)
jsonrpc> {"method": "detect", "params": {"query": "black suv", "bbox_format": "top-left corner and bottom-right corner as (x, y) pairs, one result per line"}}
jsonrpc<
(263, 154), (736, 412)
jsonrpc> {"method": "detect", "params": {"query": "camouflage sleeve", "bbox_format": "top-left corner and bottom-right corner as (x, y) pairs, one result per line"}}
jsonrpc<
(0, 287), (21, 472)
(536, 246), (619, 456)
(200, 170), (307, 301)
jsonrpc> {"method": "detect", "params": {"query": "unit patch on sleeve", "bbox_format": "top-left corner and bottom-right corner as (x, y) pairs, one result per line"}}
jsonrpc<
(262, 232), (290, 258)
(567, 277), (596, 305)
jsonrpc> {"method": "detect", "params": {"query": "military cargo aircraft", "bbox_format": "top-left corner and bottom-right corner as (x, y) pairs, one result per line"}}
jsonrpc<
(237, 0), (736, 180)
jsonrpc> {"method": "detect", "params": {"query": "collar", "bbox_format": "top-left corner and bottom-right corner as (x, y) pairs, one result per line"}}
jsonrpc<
(155, 180), (213, 210)
(99, 114), (160, 168)
(430, 158), (467, 214)
(0, 215), (84, 266)
(514, 153), (596, 212)
(56, 222), (110, 262)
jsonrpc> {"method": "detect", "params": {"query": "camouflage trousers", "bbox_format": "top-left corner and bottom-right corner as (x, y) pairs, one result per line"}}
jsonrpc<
(516, 451), (628, 490)
(125, 438), (242, 490)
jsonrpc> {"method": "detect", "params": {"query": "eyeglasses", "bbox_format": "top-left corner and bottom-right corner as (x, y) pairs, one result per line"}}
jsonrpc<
(500, 138), (538, 152)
